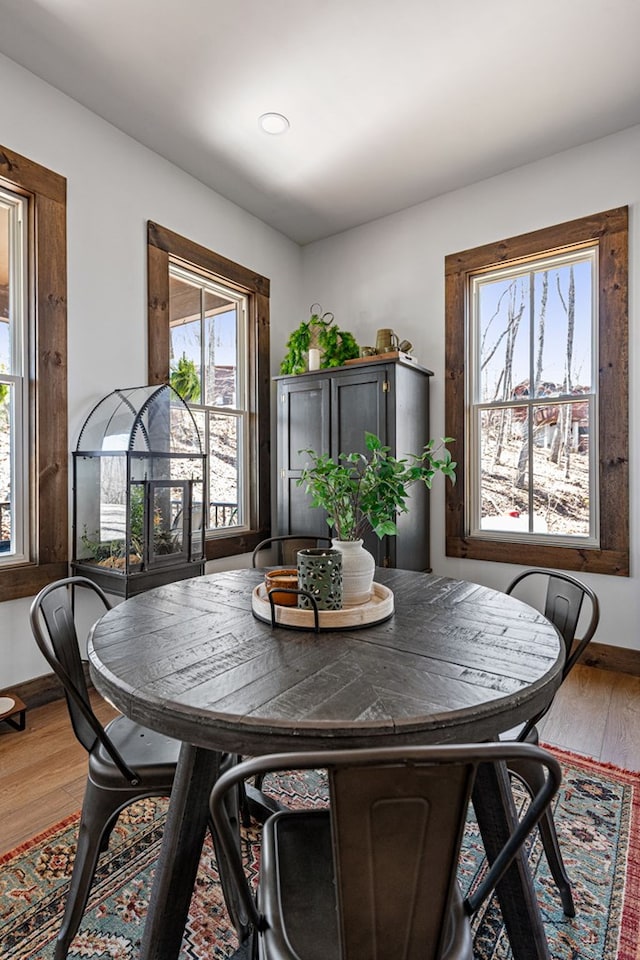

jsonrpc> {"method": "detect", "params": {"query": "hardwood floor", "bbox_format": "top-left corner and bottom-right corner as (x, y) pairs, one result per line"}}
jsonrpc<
(0, 693), (117, 855)
(0, 664), (638, 857)
(538, 663), (640, 770)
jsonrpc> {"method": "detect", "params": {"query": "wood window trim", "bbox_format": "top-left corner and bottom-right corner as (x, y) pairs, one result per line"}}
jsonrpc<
(445, 206), (629, 576)
(0, 144), (68, 601)
(147, 221), (270, 560)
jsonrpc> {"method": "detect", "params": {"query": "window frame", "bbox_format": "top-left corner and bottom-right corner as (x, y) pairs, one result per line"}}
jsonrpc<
(445, 207), (629, 576)
(147, 221), (270, 560)
(0, 143), (68, 601)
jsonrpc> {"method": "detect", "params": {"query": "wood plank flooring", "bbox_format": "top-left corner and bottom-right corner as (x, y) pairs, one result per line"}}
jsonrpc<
(0, 664), (638, 856)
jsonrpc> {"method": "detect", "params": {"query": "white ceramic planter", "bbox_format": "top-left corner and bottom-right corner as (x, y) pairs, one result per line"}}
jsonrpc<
(332, 538), (375, 606)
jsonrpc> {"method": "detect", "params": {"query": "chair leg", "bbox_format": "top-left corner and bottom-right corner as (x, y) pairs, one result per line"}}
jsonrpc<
(509, 757), (576, 918)
(209, 778), (252, 942)
(54, 780), (130, 959)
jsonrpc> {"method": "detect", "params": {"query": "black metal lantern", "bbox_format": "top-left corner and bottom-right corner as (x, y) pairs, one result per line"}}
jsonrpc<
(72, 384), (206, 597)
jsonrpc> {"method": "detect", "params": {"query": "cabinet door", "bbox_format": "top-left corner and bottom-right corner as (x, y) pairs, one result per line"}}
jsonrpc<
(330, 367), (387, 457)
(277, 377), (330, 536)
(331, 367), (388, 564)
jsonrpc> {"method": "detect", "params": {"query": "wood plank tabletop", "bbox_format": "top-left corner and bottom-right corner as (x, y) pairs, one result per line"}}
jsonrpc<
(88, 568), (564, 754)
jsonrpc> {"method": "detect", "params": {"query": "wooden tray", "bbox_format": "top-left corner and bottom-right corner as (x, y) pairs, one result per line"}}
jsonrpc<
(252, 581), (394, 632)
(344, 350), (416, 365)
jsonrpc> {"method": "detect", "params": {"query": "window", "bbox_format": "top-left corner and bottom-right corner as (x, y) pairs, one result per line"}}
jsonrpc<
(147, 222), (270, 560)
(0, 144), (68, 601)
(1, 188), (28, 562)
(445, 207), (628, 576)
(168, 265), (248, 532)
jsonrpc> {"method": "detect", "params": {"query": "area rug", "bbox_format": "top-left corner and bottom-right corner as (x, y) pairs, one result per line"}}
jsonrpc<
(0, 747), (638, 960)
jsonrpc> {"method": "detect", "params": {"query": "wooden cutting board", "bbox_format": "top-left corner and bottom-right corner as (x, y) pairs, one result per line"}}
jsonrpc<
(344, 350), (417, 365)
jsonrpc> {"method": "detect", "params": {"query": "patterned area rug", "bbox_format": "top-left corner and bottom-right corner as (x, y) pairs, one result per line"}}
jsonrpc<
(1, 747), (638, 960)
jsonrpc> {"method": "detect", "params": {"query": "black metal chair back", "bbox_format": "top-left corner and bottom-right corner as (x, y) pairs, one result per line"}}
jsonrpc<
(34, 576), (109, 752)
(30, 575), (140, 782)
(211, 742), (561, 960)
(251, 534), (332, 567)
(506, 568), (599, 686)
(503, 568), (599, 919)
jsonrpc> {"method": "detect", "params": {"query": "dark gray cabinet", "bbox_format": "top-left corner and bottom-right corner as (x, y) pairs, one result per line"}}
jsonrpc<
(275, 358), (433, 570)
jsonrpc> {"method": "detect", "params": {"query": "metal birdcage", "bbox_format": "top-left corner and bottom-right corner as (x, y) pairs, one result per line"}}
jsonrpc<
(72, 384), (206, 597)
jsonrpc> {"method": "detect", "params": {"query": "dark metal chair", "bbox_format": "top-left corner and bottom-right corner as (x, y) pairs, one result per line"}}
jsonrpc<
(29, 576), (181, 959)
(210, 742), (561, 960)
(251, 535), (332, 568)
(503, 568), (600, 917)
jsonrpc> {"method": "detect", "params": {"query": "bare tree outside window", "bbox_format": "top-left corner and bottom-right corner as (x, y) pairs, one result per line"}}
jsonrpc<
(473, 254), (594, 541)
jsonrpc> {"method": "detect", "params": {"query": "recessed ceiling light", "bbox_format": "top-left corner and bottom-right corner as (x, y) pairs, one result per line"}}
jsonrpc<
(259, 113), (290, 135)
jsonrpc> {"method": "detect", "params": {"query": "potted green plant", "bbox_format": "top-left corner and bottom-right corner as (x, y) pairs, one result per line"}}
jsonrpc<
(280, 304), (359, 374)
(298, 432), (456, 604)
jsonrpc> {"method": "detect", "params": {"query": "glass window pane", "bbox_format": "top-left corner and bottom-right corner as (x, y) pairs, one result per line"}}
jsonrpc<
(204, 298), (238, 408)
(0, 204), (10, 371)
(150, 484), (183, 557)
(531, 401), (591, 537)
(479, 406), (542, 533)
(0, 382), (12, 553)
(477, 274), (530, 404)
(208, 413), (239, 529)
(170, 275), (201, 402)
(533, 260), (593, 398)
(478, 401), (592, 538)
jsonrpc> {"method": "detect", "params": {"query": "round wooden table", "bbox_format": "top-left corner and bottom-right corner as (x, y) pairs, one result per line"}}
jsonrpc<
(89, 568), (564, 960)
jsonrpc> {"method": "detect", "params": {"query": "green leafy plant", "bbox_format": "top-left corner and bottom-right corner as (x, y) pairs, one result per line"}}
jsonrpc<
(280, 304), (359, 374)
(81, 485), (179, 565)
(170, 354), (201, 402)
(298, 432), (456, 541)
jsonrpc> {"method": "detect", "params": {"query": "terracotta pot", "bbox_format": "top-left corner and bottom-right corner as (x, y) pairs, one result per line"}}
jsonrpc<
(265, 569), (298, 606)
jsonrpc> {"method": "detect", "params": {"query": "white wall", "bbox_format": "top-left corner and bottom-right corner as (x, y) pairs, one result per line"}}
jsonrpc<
(0, 53), (303, 685)
(301, 125), (639, 651)
(2, 50), (637, 687)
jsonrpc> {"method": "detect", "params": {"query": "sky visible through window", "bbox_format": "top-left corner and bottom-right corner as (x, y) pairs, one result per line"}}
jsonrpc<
(477, 257), (593, 403)
(171, 309), (237, 370)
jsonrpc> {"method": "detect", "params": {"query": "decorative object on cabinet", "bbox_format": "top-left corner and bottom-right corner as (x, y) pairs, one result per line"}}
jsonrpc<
(72, 384), (206, 598)
(276, 358), (437, 570)
(279, 304), (359, 374)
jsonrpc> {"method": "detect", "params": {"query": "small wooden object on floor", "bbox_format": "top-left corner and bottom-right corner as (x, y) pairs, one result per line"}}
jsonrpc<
(0, 693), (27, 731)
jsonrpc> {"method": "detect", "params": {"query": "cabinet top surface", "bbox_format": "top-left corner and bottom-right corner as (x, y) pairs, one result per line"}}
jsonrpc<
(274, 356), (434, 379)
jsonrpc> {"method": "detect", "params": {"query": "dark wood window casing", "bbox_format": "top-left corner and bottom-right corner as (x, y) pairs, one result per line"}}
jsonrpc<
(147, 221), (271, 560)
(445, 207), (629, 576)
(0, 145), (68, 601)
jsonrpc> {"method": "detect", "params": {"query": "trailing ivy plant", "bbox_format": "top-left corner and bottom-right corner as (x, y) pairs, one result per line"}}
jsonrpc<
(280, 304), (359, 374)
(298, 432), (456, 541)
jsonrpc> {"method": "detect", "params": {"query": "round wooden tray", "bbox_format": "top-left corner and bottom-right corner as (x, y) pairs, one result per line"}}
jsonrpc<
(251, 581), (394, 632)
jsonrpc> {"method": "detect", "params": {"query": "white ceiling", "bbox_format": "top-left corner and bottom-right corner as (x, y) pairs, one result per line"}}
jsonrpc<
(2, 0), (640, 245)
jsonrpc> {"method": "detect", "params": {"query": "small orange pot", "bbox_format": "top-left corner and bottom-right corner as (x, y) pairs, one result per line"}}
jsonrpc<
(265, 569), (298, 606)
